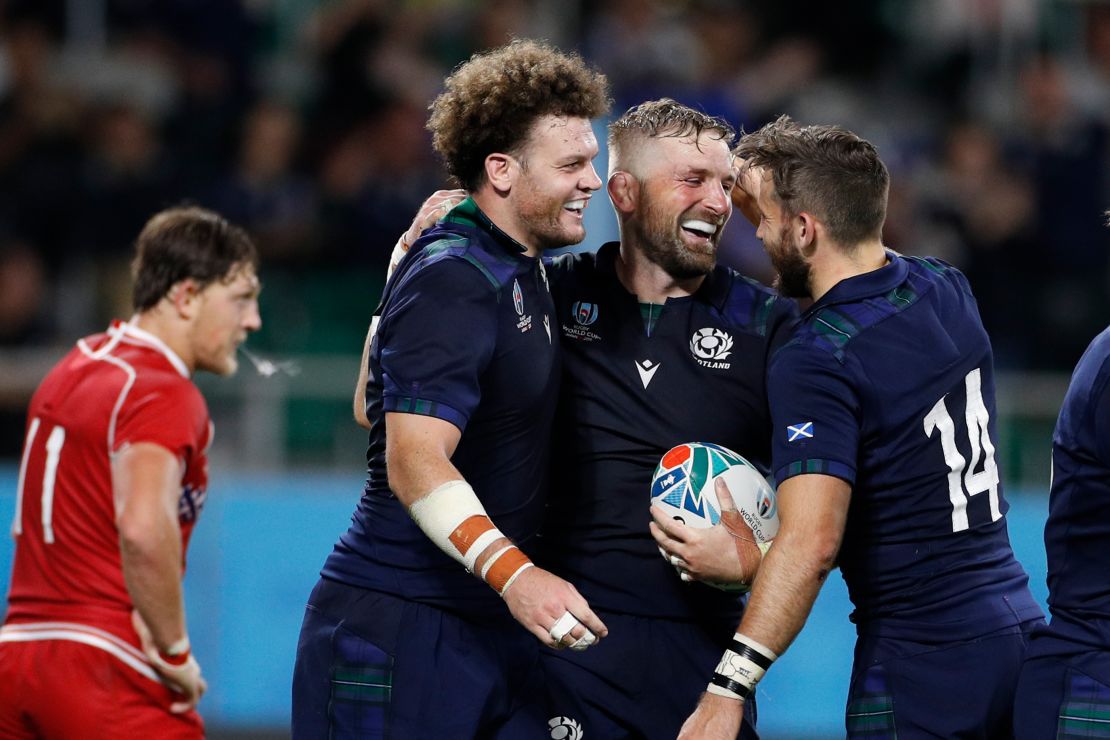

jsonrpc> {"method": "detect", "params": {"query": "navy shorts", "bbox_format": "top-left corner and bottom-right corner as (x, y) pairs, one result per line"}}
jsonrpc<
(541, 610), (758, 740)
(291, 578), (545, 739)
(1014, 642), (1110, 739)
(846, 622), (1037, 739)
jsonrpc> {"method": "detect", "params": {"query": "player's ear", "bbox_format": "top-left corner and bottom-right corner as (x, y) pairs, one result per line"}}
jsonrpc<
(169, 279), (201, 319)
(485, 153), (516, 195)
(796, 211), (818, 252)
(608, 171), (638, 215)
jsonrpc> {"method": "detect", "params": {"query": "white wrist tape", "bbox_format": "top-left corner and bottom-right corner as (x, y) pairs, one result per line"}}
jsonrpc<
(706, 633), (778, 701)
(407, 479), (532, 594)
(387, 234), (409, 278)
(159, 636), (191, 659)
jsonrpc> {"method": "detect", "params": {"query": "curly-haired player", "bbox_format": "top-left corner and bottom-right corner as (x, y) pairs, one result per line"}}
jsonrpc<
(292, 40), (611, 738)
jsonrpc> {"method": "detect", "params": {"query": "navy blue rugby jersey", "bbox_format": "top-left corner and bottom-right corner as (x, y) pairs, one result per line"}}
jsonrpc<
(322, 198), (560, 618)
(1039, 326), (1110, 649)
(768, 252), (1043, 642)
(538, 242), (798, 621)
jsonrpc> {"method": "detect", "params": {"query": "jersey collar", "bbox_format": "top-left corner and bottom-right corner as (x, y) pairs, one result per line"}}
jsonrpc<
(443, 197), (530, 256)
(804, 249), (908, 316)
(109, 318), (192, 378)
(594, 241), (731, 308)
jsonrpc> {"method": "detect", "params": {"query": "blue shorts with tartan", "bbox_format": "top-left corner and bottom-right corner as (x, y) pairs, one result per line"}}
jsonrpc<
(291, 577), (545, 739)
(846, 621), (1037, 739)
(1014, 634), (1110, 740)
(542, 609), (758, 740)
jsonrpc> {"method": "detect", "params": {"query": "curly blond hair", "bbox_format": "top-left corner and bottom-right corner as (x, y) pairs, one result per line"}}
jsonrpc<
(427, 39), (610, 191)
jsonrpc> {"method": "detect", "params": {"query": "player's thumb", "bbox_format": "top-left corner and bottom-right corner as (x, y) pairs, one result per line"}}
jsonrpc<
(714, 477), (738, 512)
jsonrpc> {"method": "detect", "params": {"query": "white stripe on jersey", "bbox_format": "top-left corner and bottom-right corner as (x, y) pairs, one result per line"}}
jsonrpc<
(110, 319), (190, 378)
(11, 417), (40, 536)
(0, 621), (161, 683)
(78, 338), (137, 456)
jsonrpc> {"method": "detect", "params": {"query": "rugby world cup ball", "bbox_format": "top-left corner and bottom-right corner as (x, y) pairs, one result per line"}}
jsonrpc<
(650, 442), (779, 544)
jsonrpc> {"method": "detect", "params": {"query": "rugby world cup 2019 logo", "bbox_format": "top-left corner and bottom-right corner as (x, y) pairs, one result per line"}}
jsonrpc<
(690, 327), (733, 369)
(756, 486), (776, 520)
(512, 279), (524, 316)
(562, 300), (602, 342)
(572, 301), (598, 326)
(513, 279), (533, 333)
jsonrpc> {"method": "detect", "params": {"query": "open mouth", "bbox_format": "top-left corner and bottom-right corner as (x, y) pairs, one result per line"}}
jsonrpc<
(563, 199), (587, 218)
(681, 219), (718, 243)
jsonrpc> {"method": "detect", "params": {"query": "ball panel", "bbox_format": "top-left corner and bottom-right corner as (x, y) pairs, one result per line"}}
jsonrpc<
(661, 444), (692, 469)
(650, 442), (779, 538)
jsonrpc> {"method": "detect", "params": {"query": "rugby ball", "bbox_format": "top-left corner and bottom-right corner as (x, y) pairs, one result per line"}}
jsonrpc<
(650, 442), (779, 544)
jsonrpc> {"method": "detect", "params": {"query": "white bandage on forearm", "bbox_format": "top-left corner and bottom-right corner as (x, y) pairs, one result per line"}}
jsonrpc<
(706, 633), (778, 701)
(407, 480), (532, 594)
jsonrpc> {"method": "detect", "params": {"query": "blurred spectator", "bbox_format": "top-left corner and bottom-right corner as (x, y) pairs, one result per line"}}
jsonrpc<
(207, 99), (316, 264)
(584, 0), (701, 112)
(1012, 52), (1110, 369)
(916, 121), (1040, 368)
(317, 96), (442, 264)
(0, 0), (1104, 380)
(0, 240), (50, 346)
(68, 102), (180, 324)
(0, 15), (84, 271)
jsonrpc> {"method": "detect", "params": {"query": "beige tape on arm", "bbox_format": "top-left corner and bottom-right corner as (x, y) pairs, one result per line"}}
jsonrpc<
(406, 480), (533, 595)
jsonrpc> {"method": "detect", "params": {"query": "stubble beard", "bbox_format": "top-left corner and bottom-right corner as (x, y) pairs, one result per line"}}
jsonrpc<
(515, 173), (586, 252)
(768, 229), (813, 299)
(637, 200), (718, 281)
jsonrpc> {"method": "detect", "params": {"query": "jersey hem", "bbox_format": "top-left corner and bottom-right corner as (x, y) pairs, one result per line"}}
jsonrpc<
(382, 395), (468, 431)
(0, 621), (161, 683)
(774, 457), (856, 486)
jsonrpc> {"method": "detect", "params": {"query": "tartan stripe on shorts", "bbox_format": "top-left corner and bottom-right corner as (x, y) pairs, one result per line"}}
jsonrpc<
(332, 663), (392, 703)
(330, 629), (393, 737)
(1058, 671), (1110, 738)
(847, 665), (897, 739)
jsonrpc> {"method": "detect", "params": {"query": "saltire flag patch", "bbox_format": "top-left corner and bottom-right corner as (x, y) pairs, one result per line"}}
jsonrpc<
(787, 422), (814, 442)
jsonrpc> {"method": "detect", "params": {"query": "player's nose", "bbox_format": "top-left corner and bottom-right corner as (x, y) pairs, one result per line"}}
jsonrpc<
(580, 163), (602, 192)
(244, 300), (262, 332)
(705, 183), (730, 215)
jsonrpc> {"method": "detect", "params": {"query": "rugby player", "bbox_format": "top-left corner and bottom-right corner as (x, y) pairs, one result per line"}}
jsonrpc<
(0, 207), (261, 738)
(292, 40), (611, 738)
(679, 117), (1044, 739)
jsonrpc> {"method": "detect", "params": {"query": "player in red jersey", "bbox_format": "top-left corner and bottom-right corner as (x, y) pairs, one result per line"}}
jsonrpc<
(0, 207), (261, 739)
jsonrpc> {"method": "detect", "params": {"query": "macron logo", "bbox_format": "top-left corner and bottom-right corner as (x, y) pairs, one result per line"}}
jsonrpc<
(636, 360), (661, 389)
(787, 422), (814, 442)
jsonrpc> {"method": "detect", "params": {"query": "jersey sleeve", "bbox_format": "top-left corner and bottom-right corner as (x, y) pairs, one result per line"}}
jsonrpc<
(1092, 362), (1110, 465)
(113, 380), (208, 461)
(768, 342), (861, 486)
(376, 257), (497, 432)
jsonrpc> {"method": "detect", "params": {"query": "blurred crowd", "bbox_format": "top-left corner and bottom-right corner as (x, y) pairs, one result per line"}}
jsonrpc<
(0, 0), (1108, 373)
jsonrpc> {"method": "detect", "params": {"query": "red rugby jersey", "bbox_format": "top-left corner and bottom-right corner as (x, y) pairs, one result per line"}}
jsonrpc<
(4, 321), (211, 660)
